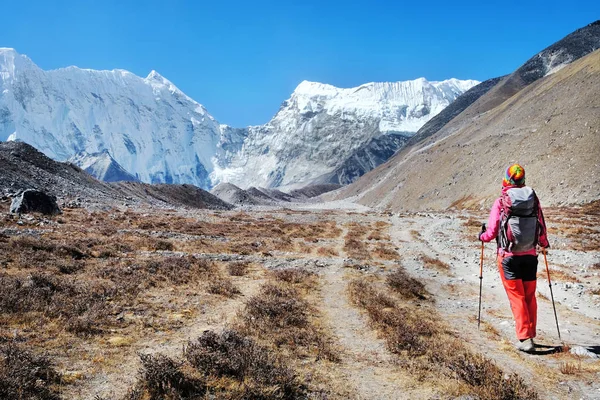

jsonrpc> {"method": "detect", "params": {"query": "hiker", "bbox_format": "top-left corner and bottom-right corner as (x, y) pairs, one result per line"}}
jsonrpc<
(478, 164), (549, 352)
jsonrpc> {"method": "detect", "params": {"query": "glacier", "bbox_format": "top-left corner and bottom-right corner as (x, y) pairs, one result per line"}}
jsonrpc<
(0, 48), (478, 190)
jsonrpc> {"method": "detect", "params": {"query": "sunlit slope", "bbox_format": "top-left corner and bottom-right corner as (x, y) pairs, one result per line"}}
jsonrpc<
(336, 50), (600, 210)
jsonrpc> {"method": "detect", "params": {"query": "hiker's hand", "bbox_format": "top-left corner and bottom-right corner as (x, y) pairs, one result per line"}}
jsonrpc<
(479, 223), (486, 241)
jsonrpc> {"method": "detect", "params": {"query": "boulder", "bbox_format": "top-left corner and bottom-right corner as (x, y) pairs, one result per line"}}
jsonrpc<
(10, 190), (61, 215)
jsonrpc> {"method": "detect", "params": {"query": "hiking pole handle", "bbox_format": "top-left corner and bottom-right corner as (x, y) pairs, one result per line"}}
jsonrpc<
(478, 224), (485, 278)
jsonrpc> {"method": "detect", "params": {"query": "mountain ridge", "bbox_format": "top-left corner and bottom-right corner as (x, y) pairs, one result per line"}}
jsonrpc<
(1, 47), (476, 190)
(406, 20), (600, 147)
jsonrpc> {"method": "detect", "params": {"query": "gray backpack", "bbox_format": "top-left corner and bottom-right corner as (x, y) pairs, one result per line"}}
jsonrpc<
(498, 186), (539, 253)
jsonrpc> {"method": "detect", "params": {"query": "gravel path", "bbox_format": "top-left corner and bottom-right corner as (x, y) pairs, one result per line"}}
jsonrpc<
(388, 212), (600, 399)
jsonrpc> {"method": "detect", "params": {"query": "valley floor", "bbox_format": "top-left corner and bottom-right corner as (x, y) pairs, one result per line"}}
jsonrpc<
(0, 198), (599, 399)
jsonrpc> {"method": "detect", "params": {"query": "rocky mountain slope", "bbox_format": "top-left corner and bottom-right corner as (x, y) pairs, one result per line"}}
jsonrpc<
(0, 141), (232, 210)
(409, 20), (600, 146)
(209, 182), (342, 206)
(0, 47), (476, 190)
(334, 48), (600, 210)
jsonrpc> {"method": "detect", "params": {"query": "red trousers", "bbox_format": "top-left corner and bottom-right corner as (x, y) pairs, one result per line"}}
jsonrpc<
(497, 254), (538, 340)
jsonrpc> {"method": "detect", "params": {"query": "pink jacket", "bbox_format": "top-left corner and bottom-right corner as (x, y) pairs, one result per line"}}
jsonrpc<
(480, 186), (549, 256)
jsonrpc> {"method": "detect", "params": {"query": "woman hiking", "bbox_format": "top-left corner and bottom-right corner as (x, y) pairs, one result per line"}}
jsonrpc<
(479, 164), (550, 352)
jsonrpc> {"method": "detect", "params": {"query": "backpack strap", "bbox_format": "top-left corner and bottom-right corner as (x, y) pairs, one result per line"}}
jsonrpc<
(532, 190), (541, 246)
(498, 195), (511, 251)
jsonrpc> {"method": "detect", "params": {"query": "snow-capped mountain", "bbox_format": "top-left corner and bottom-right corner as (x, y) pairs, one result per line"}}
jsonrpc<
(69, 150), (139, 182)
(0, 48), (219, 187)
(0, 48), (478, 189)
(211, 79), (478, 189)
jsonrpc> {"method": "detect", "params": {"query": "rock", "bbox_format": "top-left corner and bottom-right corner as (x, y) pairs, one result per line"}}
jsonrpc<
(569, 346), (599, 359)
(10, 190), (61, 216)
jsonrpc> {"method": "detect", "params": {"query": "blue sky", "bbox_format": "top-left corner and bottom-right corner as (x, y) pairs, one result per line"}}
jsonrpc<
(1, 0), (598, 126)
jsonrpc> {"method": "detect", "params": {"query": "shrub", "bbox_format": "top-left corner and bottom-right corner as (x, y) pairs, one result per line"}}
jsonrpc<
(386, 268), (429, 300)
(0, 343), (61, 400)
(420, 254), (450, 271)
(143, 256), (216, 285)
(0, 273), (111, 336)
(137, 353), (204, 399)
(227, 261), (249, 276)
(272, 268), (315, 285)
(208, 279), (241, 298)
(185, 330), (297, 387)
(242, 283), (309, 330)
(429, 342), (539, 400)
(128, 331), (306, 400)
(152, 239), (175, 251)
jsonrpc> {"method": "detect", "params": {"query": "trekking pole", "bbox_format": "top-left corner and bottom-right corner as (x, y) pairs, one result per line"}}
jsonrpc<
(542, 247), (561, 341)
(477, 224), (485, 330)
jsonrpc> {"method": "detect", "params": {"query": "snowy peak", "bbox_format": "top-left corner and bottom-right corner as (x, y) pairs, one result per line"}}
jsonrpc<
(145, 69), (177, 91)
(144, 69), (210, 115)
(278, 77), (479, 134)
(70, 150), (139, 182)
(0, 48), (37, 80)
(146, 69), (165, 81)
(292, 78), (478, 101)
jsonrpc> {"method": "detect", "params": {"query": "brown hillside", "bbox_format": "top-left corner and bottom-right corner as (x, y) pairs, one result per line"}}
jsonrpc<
(335, 50), (600, 211)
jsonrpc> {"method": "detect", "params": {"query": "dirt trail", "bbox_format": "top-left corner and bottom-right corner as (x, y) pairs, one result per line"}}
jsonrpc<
(388, 213), (600, 399)
(313, 223), (437, 399)
(319, 265), (408, 399)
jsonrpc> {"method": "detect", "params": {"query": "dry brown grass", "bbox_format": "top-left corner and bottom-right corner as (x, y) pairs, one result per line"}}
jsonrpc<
(559, 361), (582, 375)
(122, 330), (307, 400)
(348, 279), (538, 400)
(272, 268), (318, 289)
(386, 266), (430, 300)
(0, 206), (351, 398)
(537, 268), (582, 283)
(544, 205), (600, 251)
(236, 267), (339, 364)
(238, 282), (337, 362)
(421, 254), (450, 271)
(372, 242), (399, 260)
(227, 261), (249, 276)
(481, 321), (502, 338)
(410, 229), (425, 242)
(207, 278), (241, 298)
(316, 246), (339, 257)
(0, 342), (62, 400)
(464, 217), (485, 228)
(344, 223), (372, 260)
(348, 280), (437, 356)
